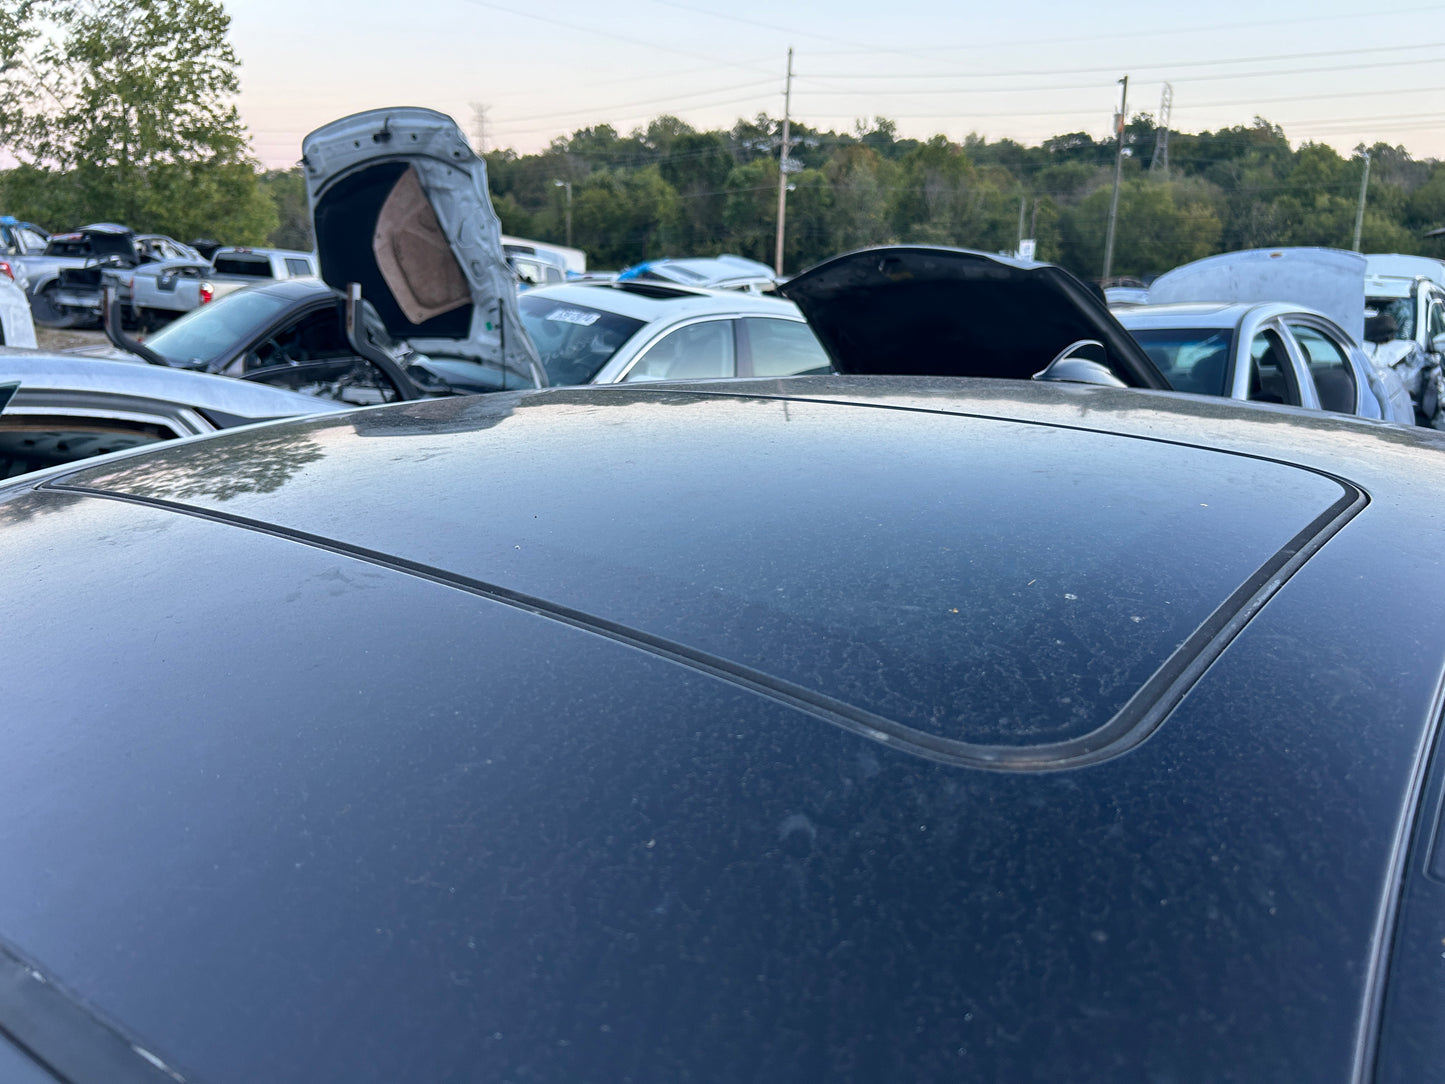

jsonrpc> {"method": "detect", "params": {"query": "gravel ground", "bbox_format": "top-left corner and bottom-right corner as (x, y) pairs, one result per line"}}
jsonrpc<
(34, 327), (108, 352)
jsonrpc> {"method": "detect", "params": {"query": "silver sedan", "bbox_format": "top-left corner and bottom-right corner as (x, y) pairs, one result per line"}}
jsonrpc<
(1115, 301), (1415, 424)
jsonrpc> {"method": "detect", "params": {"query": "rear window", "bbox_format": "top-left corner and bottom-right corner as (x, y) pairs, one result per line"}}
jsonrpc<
(214, 255), (273, 278)
(518, 295), (646, 385)
(44, 239), (93, 258)
(1129, 327), (1234, 397)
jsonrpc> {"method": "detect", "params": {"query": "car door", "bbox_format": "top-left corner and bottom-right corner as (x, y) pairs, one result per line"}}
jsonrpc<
(619, 317), (738, 382)
(1237, 323), (1306, 407)
(1424, 287), (1445, 358)
(1281, 317), (1359, 414)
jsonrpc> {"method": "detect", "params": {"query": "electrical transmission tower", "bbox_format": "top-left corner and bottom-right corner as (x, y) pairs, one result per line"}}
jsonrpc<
(470, 102), (490, 155)
(1151, 84), (1172, 175)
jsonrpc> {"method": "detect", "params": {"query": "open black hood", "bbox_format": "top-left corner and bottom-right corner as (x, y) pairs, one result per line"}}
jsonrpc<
(781, 246), (1167, 388)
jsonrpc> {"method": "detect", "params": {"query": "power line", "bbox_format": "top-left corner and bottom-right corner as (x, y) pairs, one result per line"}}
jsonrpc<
(491, 78), (780, 127)
(792, 41), (1445, 82)
(455, 0), (778, 77)
(807, 3), (1444, 56)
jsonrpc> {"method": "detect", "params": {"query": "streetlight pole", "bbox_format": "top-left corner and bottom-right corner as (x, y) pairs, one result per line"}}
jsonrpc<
(774, 46), (793, 277)
(1102, 74), (1128, 281)
(553, 178), (573, 249)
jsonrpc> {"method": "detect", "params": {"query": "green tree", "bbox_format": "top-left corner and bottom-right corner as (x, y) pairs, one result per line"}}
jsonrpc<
(258, 168), (311, 250)
(823, 144), (897, 252)
(571, 166), (680, 267)
(720, 156), (777, 264)
(1058, 176), (1222, 279)
(7, 0), (271, 239)
(660, 130), (735, 254)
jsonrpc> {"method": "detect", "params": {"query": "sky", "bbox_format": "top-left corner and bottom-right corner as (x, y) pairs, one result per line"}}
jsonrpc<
(227, 0), (1445, 169)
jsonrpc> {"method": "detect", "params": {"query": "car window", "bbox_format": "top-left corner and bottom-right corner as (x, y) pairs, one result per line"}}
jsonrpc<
(742, 317), (831, 377)
(284, 257), (313, 277)
(624, 319), (735, 381)
(0, 415), (179, 478)
(247, 307), (353, 370)
(517, 295), (646, 385)
(145, 288), (299, 367)
(1286, 322), (1356, 414)
(1366, 296), (1415, 341)
(1247, 328), (1301, 406)
(1126, 327), (1233, 397)
(214, 255), (273, 278)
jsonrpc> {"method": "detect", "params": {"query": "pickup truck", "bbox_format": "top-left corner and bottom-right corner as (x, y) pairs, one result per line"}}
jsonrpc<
(129, 246), (316, 327)
(27, 226), (201, 327)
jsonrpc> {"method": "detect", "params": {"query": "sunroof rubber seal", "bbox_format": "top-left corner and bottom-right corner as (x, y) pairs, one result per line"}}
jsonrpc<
(45, 467), (1365, 774)
(0, 940), (187, 1083)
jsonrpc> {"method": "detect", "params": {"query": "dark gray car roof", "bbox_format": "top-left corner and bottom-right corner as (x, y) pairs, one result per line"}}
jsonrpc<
(1, 376), (1443, 1083)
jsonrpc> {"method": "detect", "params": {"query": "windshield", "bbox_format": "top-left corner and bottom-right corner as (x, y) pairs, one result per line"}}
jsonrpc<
(146, 288), (299, 367)
(1365, 296), (1414, 342)
(518, 294), (646, 385)
(1129, 327), (1234, 397)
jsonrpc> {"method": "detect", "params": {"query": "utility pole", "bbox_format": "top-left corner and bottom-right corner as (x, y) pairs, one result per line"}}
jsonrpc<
(1352, 149), (1371, 251)
(1017, 193), (1026, 254)
(1102, 75), (1128, 281)
(774, 47), (794, 277)
(553, 179), (573, 248)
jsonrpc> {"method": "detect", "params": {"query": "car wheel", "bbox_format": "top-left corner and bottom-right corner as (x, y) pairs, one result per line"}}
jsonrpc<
(30, 284), (79, 329)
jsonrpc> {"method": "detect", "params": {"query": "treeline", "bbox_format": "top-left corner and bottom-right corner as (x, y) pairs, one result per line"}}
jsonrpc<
(482, 114), (1445, 280)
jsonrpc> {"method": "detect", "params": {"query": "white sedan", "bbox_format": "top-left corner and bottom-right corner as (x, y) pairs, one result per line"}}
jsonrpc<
(514, 281), (830, 387)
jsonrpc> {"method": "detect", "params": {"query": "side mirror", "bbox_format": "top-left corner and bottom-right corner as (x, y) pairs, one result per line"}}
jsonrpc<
(1032, 340), (1128, 388)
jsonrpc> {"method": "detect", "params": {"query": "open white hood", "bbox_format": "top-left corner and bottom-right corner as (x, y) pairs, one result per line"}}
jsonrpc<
(302, 108), (546, 389)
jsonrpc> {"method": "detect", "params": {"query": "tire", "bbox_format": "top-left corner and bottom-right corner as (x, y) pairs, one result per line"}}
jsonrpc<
(30, 284), (79, 329)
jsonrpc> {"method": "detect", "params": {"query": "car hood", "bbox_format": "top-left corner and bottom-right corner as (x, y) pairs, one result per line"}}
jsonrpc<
(779, 246), (1166, 388)
(1149, 247), (1367, 342)
(302, 107), (546, 388)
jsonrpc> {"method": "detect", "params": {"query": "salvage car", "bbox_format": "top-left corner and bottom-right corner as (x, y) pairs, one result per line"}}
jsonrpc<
(302, 107), (546, 391)
(779, 245), (1169, 388)
(1131, 246), (1418, 423)
(85, 277), (437, 404)
(24, 225), (201, 328)
(617, 254), (780, 293)
(0, 278), (37, 349)
(1115, 301), (1415, 421)
(1363, 254), (1445, 423)
(0, 373), (1443, 1082)
(128, 246), (318, 329)
(0, 350), (343, 477)
(517, 280), (830, 386)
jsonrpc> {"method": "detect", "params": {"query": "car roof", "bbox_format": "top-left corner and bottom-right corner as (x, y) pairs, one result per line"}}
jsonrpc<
(520, 280), (804, 322)
(1115, 300), (1317, 329)
(0, 349), (350, 417)
(3, 376), (1444, 1081)
(212, 246), (314, 259)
